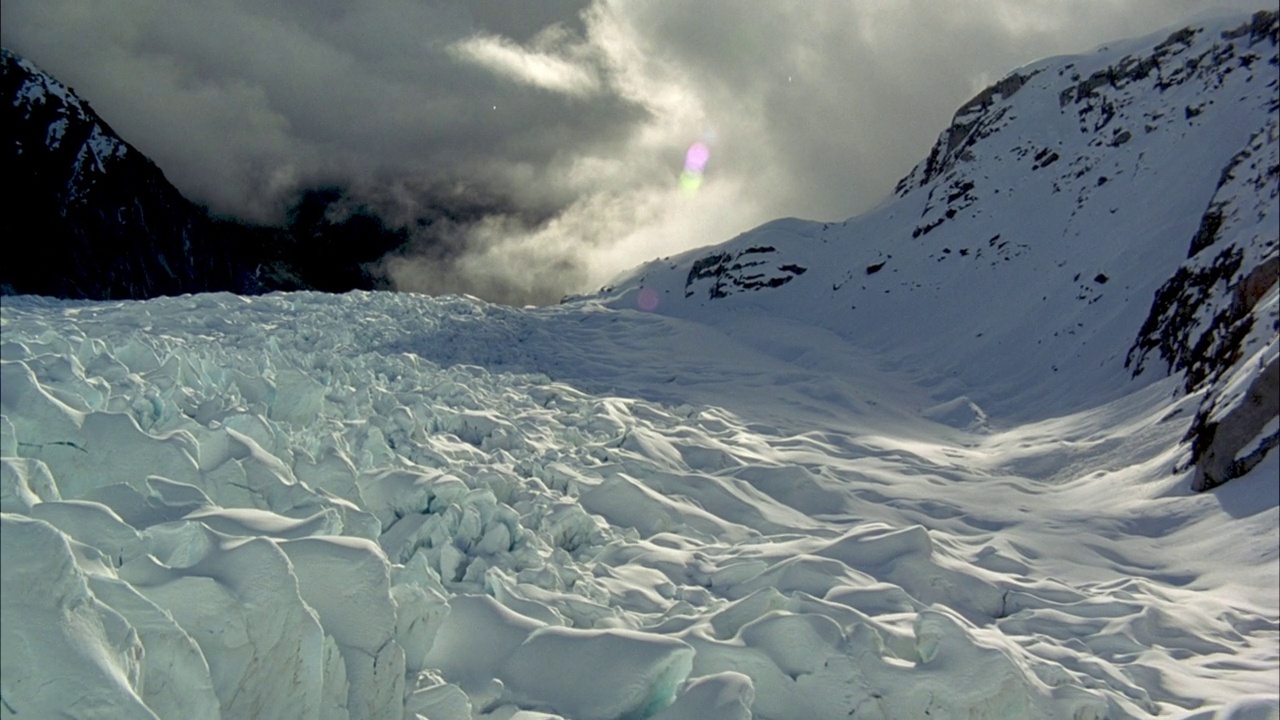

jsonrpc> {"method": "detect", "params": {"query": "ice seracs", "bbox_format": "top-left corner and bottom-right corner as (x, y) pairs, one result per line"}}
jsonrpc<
(3, 284), (1276, 718)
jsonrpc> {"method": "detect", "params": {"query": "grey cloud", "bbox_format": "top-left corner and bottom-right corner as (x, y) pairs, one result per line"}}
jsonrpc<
(599, 0), (1273, 221)
(1, 0), (639, 222)
(2, 0), (1268, 304)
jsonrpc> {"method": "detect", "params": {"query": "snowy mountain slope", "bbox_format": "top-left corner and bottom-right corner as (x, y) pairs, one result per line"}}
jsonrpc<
(604, 11), (1279, 431)
(1, 10), (1279, 720)
(1126, 99), (1279, 491)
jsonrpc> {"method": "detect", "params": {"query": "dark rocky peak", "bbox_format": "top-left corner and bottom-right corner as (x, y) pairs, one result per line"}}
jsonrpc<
(2, 48), (131, 211)
(6, 47), (93, 123)
(7, 49), (89, 126)
(0, 49), (254, 298)
(0, 50), (408, 299)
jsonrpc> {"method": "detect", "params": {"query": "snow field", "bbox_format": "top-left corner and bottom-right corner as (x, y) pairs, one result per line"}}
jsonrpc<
(2, 290), (1276, 719)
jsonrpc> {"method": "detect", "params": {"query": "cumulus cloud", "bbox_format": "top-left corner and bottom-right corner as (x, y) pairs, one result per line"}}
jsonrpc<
(1, 0), (1267, 304)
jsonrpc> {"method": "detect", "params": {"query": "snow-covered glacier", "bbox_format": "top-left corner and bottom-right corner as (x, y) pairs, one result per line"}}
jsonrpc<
(2, 289), (1275, 719)
(2, 10), (1278, 720)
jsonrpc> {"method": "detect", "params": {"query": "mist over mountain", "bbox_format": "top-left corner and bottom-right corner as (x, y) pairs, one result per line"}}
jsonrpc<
(1, 49), (424, 299)
(6, 0), (1271, 306)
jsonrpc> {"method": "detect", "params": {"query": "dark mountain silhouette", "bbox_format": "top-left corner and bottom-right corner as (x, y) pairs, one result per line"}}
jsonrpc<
(0, 48), (407, 299)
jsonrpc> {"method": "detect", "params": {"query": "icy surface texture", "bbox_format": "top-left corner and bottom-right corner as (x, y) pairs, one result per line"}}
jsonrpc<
(2, 286), (1276, 719)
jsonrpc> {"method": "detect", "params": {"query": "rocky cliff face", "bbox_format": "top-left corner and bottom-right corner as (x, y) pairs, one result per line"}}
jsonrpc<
(1121, 12), (1279, 491)
(605, 11), (1279, 491)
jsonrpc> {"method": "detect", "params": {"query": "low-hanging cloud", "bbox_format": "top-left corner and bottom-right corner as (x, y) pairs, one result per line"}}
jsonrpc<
(1, 0), (1268, 304)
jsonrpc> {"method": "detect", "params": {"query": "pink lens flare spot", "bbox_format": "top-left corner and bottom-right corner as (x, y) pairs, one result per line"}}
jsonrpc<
(685, 142), (710, 172)
(637, 286), (660, 311)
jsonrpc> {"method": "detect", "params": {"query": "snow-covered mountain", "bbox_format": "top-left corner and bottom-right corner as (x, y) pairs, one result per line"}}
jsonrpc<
(603, 10), (1278, 493)
(1, 11), (1277, 720)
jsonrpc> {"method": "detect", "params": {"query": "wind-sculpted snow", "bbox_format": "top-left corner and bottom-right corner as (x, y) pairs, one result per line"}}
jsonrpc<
(1, 290), (1277, 719)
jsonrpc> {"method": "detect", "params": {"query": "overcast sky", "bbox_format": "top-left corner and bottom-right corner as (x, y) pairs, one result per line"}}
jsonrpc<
(2, 0), (1270, 304)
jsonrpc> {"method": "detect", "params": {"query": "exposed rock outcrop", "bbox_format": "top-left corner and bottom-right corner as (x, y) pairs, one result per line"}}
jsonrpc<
(681, 222), (811, 301)
(684, 249), (807, 300)
(1124, 26), (1279, 491)
(1188, 356), (1280, 491)
(893, 70), (1039, 196)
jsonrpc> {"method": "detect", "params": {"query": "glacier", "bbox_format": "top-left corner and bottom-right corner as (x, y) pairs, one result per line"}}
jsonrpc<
(1, 287), (1275, 718)
(2, 9), (1278, 720)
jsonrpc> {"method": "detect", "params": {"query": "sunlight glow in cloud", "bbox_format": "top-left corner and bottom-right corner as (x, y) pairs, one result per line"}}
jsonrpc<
(450, 34), (600, 96)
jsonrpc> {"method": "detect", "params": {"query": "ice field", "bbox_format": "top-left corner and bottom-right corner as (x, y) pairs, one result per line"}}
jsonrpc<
(1, 289), (1276, 719)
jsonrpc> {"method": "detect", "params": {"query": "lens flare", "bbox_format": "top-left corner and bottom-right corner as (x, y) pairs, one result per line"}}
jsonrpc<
(637, 286), (660, 311)
(679, 139), (711, 195)
(679, 170), (703, 193)
(685, 142), (709, 172)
